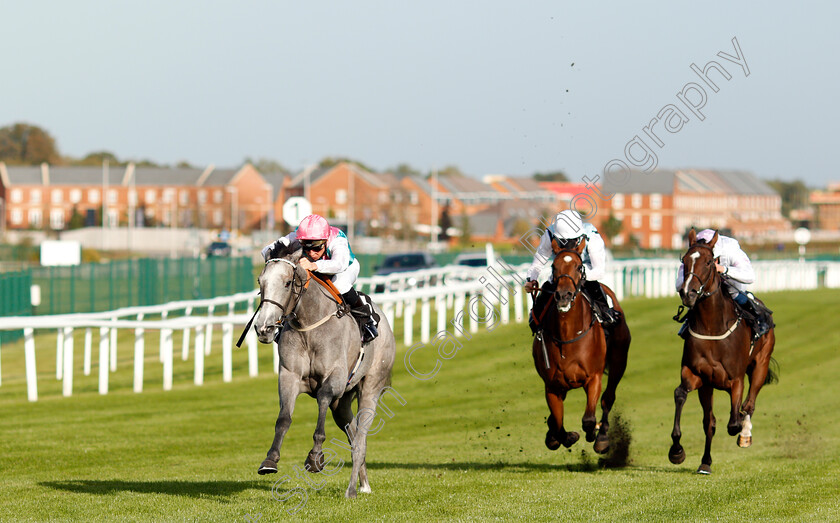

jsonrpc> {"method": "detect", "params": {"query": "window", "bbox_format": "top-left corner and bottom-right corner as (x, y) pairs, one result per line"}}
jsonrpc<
(336, 189), (347, 205)
(179, 190), (189, 205)
(631, 213), (642, 228)
(213, 190), (223, 203)
(10, 189), (23, 203)
(50, 209), (65, 229)
(108, 189), (118, 204)
(198, 190), (207, 204)
(163, 189), (175, 203)
(70, 189), (82, 204)
(107, 209), (119, 227)
(612, 234), (625, 246)
(88, 189), (100, 204)
(672, 233), (684, 249)
(650, 234), (662, 248)
(128, 190), (137, 206)
(650, 214), (662, 230)
(410, 192), (419, 205)
(145, 189), (156, 204)
(631, 193), (642, 208)
(28, 209), (42, 228)
(612, 194), (624, 209)
(213, 210), (223, 226)
(650, 193), (662, 209)
(30, 189), (42, 204)
(51, 189), (63, 204)
(11, 209), (23, 225)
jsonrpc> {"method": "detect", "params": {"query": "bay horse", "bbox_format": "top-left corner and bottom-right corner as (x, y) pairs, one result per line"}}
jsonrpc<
(670, 229), (776, 474)
(253, 239), (396, 498)
(532, 238), (631, 454)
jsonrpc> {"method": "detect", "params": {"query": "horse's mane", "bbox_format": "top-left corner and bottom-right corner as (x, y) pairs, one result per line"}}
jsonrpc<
(268, 238), (302, 261)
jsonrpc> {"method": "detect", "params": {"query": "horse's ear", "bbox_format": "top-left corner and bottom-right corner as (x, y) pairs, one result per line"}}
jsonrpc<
(551, 238), (561, 255)
(709, 230), (719, 248)
(576, 236), (587, 254)
(688, 228), (697, 246)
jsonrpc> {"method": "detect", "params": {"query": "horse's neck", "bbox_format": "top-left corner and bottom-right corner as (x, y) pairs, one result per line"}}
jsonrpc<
(296, 281), (338, 323)
(692, 282), (734, 331)
(556, 293), (591, 338)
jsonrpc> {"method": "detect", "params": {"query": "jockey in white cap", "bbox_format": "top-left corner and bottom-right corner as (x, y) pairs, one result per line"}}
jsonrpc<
(524, 210), (620, 334)
(675, 228), (773, 339)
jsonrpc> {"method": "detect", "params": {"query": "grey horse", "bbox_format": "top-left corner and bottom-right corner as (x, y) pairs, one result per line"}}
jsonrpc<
(253, 240), (396, 499)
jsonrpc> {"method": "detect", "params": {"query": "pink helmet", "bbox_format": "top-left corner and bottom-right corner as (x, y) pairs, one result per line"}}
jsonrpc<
(296, 214), (330, 240)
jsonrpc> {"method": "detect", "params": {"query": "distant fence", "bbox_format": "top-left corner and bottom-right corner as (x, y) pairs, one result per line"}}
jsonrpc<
(3, 258), (839, 402)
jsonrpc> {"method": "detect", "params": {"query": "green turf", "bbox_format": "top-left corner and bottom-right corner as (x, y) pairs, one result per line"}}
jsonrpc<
(0, 289), (838, 521)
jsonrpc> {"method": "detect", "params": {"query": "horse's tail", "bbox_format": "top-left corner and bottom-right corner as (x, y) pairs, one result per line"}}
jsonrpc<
(765, 357), (780, 385)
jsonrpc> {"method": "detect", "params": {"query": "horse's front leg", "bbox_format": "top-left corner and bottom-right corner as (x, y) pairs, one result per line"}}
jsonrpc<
(545, 389), (578, 450)
(259, 368), (301, 474)
(697, 384), (716, 474)
(669, 366), (702, 465)
(582, 372), (603, 444)
(726, 377), (745, 437)
(306, 373), (345, 474)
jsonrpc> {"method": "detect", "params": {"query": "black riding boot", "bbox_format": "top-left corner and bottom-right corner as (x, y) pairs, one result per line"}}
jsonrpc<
(342, 288), (379, 343)
(583, 280), (620, 326)
(529, 281), (554, 334)
(735, 292), (773, 340)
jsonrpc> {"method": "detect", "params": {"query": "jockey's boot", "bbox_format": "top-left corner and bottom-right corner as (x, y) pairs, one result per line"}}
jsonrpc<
(342, 287), (379, 344)
(529, 281), (554, 335)
(735, 292), (773, 340)
(583, 280), (620, 326)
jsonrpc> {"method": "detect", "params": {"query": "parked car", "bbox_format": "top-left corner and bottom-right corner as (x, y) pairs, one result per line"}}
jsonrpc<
(451, 252), (504, 268)
(372, 252), (439, 292)
(206, 241), (232, 257)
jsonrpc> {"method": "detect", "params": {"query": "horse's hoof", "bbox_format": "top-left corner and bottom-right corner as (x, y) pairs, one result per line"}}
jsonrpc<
(258, 460), (278, 475)
(696, 464), (712, 474)
(545, 431), (561, 451)
(345, 488), (357, 499)
(738, 435), (752, 448)
(727, 424), (741, 437)
(594, 435), (610, 454)
(305, 451), (325, 473)
(562, 432), (580, 448)
(359, 484), (372, 494)
(668, 446), (686, 465)
(585, 430), (597, 443)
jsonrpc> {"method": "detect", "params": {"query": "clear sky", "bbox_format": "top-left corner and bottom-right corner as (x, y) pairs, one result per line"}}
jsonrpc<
(2, 1), (837, 186)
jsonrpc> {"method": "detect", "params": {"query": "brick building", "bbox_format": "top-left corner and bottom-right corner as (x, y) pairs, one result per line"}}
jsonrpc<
(0, 162), (273, 234)
(810, 183), (840, 231)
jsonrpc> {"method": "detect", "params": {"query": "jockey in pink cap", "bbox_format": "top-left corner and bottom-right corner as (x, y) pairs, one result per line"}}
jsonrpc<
(262, 214), (378, 343)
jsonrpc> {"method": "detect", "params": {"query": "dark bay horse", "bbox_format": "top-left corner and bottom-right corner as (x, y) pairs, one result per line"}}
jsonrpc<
(532, 238), (631, 453)
(253, 240), (396, 498)
(670, 229), (776, 474)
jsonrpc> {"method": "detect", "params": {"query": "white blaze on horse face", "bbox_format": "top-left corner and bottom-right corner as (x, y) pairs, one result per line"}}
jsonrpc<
(683, 251), (701, 293)
(563, 255), (573, 263)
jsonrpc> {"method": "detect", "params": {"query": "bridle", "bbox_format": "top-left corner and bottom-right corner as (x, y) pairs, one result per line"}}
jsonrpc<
(236, 257), (308, 347)
(552, 249), (586, 305)
(680, 243), (720, 302)
(260, 258), (308, 319)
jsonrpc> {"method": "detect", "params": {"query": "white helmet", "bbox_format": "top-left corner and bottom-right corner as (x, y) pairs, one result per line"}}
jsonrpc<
(551, 210), (584, 240)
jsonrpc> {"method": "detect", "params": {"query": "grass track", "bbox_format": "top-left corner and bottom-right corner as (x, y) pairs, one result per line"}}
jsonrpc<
(0, 289), (838, 521)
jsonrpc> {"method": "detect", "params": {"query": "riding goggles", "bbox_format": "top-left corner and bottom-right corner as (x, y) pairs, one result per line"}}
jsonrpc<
(300, 239), (326, 251)
(553, 236), (582, 249)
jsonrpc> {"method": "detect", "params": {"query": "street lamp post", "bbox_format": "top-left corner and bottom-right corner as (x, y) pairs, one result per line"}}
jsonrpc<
(226, 186), (238, 233)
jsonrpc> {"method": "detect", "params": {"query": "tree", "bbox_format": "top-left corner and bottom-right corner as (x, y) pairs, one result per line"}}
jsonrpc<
(458, 212), (472, 247)
(766, 179), (810, 218)
(439, 205), (452, 240)
(0, 122), (61, 164)
(67, 206), (85, 229)
(388, 163), (422, 178)
(601, 212), (623, 244)
(72, 151), (122, 166)
(532, 170), (568, 182)
(436, 165), (465, 178)
(245, 157), (291, 175)
(318, 156), (377, 173)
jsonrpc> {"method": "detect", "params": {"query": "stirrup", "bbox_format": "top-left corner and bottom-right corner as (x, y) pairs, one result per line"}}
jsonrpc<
(362, 321), (378, 343)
